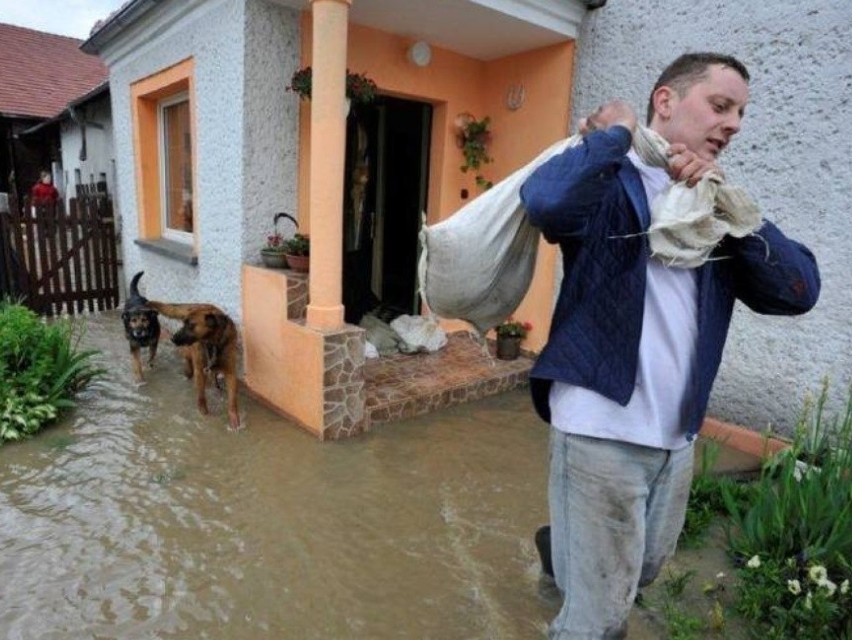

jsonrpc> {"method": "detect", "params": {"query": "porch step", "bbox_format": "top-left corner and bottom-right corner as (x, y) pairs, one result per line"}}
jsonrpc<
(364, 332), (532, 426)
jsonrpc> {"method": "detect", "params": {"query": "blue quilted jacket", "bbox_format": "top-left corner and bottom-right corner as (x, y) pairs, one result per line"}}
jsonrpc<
(519, 126), (820, 439)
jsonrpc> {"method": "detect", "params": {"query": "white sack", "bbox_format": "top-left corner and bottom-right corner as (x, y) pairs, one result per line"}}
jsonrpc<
(418, 125), (761, 333)
(390, 314), (448, 353)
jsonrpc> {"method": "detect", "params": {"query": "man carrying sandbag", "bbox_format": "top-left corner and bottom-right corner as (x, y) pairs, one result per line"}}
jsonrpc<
(520, 52), (820, 639)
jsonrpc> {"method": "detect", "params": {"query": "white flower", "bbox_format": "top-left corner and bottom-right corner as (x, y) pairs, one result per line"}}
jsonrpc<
(787, 579), (802, 595)
(841, 580), (849, 595)
(716, 572), (726, 579)
(821, 579), (837, 597)
(808, 565), (828, 583)
(804, 591), (813, 610)
(746, 555), (761, 569)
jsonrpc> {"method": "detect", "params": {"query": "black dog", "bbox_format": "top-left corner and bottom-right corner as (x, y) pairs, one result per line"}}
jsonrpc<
(122, 271), (161, 382)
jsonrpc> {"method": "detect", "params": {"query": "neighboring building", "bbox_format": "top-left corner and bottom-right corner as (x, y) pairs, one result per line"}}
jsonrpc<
(58, 81), (116, 210)
(0, 23), (108, 205)
(569, 0), (851, 433)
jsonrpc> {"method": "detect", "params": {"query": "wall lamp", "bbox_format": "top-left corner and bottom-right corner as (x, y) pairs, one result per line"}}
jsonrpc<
(407, 41), (432, 67)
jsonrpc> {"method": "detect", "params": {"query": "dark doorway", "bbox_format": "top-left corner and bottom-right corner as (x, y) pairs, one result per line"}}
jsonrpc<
(342, 96), (432, 325)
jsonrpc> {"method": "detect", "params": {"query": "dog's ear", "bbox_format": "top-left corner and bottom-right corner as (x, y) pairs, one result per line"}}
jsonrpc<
(121, 311), (129, 322)
(204, 313), (227, 329)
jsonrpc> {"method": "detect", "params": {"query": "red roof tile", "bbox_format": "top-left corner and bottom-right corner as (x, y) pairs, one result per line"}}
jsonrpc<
(0, 22), (108, 120)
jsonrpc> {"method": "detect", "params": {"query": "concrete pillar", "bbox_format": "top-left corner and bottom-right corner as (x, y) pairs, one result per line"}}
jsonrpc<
(305, 0), (351, 329)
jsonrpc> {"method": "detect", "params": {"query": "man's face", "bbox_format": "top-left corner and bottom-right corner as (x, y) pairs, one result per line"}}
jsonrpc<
(653, 65), (750, 160)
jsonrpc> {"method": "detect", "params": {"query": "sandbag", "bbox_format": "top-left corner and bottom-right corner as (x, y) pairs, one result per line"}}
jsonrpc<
(418, 136), (574, 335)
(418, 125), (761, 333)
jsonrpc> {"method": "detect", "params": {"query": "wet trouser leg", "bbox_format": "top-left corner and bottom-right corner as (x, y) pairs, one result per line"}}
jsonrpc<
(547, 429), (694, 639)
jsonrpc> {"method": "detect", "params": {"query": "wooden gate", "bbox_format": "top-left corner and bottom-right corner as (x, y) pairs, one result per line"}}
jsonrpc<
(0, 193), (120, 316)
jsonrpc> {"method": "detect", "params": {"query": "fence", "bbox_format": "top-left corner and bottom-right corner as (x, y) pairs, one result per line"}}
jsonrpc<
(0, 191), (120, 316)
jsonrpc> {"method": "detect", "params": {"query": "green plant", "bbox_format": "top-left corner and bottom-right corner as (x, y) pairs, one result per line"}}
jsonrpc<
(0, 301), (103, 444)
(679, 440), (756, 548)
(454, 112), (493, 189)
(734, 555), (851, 639)
(283, 233), (310, 257)
(287, 66), (378, 105)
(495, 317), (532, 339)
(722, 380), (852, 636)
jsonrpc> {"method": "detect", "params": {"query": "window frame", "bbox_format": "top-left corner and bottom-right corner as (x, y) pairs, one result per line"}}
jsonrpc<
(158, 91), (193, 244)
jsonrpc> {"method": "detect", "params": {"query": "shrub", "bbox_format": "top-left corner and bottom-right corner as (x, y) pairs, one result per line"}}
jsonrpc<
(0, 301), (103, 444)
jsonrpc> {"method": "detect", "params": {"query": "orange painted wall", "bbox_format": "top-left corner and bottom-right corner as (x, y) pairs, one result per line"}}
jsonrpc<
(242, 265), (325, 433)
(295, 15), (576, 351)
(130, 58), (198, 252)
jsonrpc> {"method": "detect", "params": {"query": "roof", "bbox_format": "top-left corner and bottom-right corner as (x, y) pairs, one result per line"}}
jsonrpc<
(0, 22), (109, 120)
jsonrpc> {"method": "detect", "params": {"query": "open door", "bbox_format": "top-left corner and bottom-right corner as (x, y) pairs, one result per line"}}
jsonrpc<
(342, 96), (432, 325)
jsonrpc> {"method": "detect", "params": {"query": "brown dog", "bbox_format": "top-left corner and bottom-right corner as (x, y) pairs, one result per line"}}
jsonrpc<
(147, 301), (240, 429)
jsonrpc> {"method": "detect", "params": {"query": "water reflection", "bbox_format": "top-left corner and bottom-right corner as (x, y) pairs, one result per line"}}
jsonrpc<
(1, 311), (556, 639)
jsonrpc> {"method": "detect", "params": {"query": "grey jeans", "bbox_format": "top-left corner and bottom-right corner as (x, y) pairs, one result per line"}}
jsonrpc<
(547, 429), (694, 639)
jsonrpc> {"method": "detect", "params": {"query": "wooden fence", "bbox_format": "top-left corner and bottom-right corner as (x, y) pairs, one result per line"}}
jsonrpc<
(0, 192), (120, 316)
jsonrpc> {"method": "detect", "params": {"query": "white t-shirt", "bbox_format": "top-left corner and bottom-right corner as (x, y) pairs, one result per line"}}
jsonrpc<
(549, 150), (698, 450)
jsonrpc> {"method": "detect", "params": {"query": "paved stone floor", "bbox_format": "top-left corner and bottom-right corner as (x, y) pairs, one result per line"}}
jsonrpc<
(364, 331), (533, 427)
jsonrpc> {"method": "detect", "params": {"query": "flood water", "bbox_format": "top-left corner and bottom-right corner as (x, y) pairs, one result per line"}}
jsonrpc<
(1, 311), (560, 639)
(1, 311), (756, 639)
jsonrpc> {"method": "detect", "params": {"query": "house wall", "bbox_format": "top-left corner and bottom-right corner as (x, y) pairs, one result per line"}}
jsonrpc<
(297, 17), (575, 350)
(105, 0), (252, 318)
(570, 1), (852, 433)
(242, 0), (302, 266)
(59, 93), (115, 209)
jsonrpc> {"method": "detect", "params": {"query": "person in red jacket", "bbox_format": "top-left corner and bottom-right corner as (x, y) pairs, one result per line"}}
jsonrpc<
(30, 170), (59, 204)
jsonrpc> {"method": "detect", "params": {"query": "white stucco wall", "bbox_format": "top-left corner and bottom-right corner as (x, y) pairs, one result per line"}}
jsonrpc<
(59, 93), (115, 211)
(569, 0), (852, 433)
(103, 0), (301, 322)
(242, 0), (302, 259)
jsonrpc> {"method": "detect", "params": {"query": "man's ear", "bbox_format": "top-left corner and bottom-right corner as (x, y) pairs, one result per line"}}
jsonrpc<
(652, 85), (676, 121)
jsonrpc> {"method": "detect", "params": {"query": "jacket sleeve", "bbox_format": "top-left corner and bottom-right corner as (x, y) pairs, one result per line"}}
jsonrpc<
(520, 126), (632, 242)
(727, 220), (820, 315)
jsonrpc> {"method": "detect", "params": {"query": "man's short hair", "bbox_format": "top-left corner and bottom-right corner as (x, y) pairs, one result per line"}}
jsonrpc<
(646, 53), (750, 125)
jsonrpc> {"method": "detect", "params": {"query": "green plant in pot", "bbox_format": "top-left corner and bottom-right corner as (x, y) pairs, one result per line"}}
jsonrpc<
(287, 66), (378, 107)
(283, 233), (310, 273)
(494, 317), (532, 360)
(260, 232), (288, 269)
(454, 112), (493, 190)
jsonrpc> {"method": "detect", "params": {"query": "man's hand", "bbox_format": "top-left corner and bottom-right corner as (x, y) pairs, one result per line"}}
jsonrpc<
(578, 100), (637, 136)
(666, 143), (724, 187)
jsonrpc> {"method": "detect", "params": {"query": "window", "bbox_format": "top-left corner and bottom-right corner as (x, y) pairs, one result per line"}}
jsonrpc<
(159, 93), (193, 237)
(130, 58), (196, 261)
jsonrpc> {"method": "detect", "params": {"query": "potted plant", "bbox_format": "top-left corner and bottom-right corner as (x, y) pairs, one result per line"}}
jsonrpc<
(454, 112), (493, 190)
(494, 317), (532, 360)
(260, 232), (288, 269)
(287, 66), (378, 107)
(283, 233), (310, 273)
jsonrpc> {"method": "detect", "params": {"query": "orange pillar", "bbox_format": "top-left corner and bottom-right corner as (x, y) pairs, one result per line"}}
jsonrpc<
(305, 0), (350, 329)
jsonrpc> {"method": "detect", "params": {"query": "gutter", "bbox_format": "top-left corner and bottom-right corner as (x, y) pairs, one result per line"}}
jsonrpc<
(80, 0), (164, 55)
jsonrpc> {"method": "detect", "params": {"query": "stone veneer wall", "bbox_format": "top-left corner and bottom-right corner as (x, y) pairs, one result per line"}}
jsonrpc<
(285, 271), (308, 320)
(322, 327), (367, 439)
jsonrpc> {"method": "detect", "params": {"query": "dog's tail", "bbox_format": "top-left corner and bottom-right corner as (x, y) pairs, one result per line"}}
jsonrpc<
(146, 301), (196, 320)
(129, 271), (146, 300)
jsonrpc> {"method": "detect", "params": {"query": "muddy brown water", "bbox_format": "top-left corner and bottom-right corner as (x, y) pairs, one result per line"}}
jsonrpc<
(1, 311), (753, 639)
